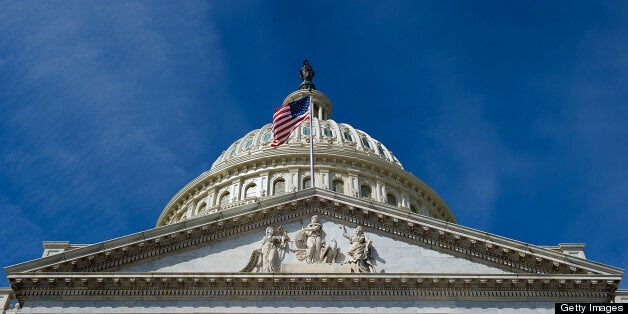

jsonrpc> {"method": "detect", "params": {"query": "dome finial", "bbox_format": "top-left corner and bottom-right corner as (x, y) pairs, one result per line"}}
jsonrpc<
(299, 59), (315, 90)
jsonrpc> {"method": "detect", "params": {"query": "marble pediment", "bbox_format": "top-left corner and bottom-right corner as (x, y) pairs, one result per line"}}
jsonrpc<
(5, 189), (623, 278)
(120, 216), (511, 275)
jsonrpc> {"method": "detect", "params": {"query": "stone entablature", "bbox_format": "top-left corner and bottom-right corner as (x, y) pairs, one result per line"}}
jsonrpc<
(8, 273), (620, 302)
(6, 189), (622, 278)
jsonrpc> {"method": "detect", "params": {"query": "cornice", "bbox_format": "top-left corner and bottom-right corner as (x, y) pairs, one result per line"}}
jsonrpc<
(8, 273), (621, 303)
(6, 189), (623, 279)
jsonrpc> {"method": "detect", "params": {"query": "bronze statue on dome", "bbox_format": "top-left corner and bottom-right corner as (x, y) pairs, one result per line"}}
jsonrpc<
(299, 59), (316, 90)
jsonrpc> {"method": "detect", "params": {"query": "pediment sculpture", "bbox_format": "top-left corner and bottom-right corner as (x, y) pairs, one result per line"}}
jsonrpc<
(241, 215), (377, 273)
(342, 225), (376, 273)
(240, 226), (289, 273)
(292, 215), (324, 263)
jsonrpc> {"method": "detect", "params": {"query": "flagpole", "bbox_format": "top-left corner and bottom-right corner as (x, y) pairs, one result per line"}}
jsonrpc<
(308, 90), (315, 189)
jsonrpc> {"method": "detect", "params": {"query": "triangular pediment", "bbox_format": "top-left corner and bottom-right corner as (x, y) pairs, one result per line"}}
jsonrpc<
(5, 189), (623, 278)
(118, 216), (511, 275)
(5, 189), (623, 303)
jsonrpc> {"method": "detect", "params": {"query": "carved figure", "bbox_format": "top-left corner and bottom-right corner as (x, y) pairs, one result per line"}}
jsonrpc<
(302, 215), (323, 263)
(293, 215), (326, 263)
(320, 239), (339, 264)
(240, 226), (289, 273)
(342, 225), (375, 273)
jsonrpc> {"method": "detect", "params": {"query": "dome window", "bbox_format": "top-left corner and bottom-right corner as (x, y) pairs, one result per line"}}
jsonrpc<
(410, 204), (418, 213)
(273, 179), (285, 195)
(343, 131), (353, 141)
(244, 183), (257, 199)
(244, 138), (254, 149)
(303, 177), (311, 189)
(361, 137), (371, 149)
(229, 148), (237, 157)
(219, 192), (231, 206)
(332, 179), (344, 193)
(377, 144), (386, 157)
(386, 193), (397, 206)
(303, 126), (310, 136)
(262, 132), (272, 142)
(360, 185), (372, 198)
(323, 128), (333, 137)
(197, 202), (207, 214)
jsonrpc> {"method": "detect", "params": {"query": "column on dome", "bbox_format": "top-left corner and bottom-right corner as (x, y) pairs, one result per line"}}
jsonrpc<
(402, 193), (410, 209)
(288, 169), (299, 192)
(313, 117), (322, 141)
(206, 189), (216, 210)
(260, 172), (269, 196)
(376, 181), (384, 203)
(348, 172), (359, 197)
(232, 179), (241, 202)
(185, 204), (194, 219)
(318, 169), (329, 189)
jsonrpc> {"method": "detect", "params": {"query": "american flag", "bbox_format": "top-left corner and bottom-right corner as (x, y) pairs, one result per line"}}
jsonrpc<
(271, 95), (311, 147)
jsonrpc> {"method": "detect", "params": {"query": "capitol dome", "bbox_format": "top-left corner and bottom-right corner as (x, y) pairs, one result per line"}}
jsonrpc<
(156, 77), (456, 227)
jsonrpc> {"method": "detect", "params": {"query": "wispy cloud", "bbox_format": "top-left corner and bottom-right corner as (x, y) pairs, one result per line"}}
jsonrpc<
(0, 2), (227, 247)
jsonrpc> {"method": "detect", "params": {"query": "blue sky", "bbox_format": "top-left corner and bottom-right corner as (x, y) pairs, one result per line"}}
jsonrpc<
(1, 1), (627, 288)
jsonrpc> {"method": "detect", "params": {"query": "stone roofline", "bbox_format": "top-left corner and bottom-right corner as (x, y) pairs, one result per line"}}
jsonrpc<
(6, 188), (623, 277)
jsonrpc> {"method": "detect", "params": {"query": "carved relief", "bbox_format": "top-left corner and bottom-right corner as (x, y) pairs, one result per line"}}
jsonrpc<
(241, 216), (380, 273)
(240, 226), (289, 273)
(320, 239), (339, 263)
(342, 226), (376, 273)
(293, 215), (323, 263)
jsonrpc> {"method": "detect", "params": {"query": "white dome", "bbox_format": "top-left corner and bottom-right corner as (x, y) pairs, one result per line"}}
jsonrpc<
(156, 90), (455, 227)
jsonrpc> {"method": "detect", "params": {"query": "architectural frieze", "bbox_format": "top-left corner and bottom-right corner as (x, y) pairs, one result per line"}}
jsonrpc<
(8, 273), (620, 302)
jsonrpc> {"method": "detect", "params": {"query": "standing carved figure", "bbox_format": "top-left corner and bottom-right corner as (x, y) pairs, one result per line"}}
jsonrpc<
(342, 225), (375, 273)
(302, 215), (323, 263)
(260, 226), (288, 273)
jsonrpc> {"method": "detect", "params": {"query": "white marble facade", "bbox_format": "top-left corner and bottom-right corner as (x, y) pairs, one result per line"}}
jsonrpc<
(124, 218), (510, 275)
(13, 300), (556, 314)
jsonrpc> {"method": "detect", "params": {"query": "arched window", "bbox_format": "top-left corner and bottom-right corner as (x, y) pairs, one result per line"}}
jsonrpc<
(360, 185), (372, 198)
(343, 131), (353, 141)
(244, 184), (257, 199)
(273, 179), (285, 195)
(323, 128), (333, 137)
(332, 179), (344, 193)
(197, 202), (207, 215)
(386, 193), (397, 206)
(262, 132), (272, 143)
(377, 144), (386, 157)
(244, 138), (254, 149)
(303, 177), (311, 189)
(361, 137), (371, 149)
(410, 204), (418, 214)
(219, 192), (230, 206)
